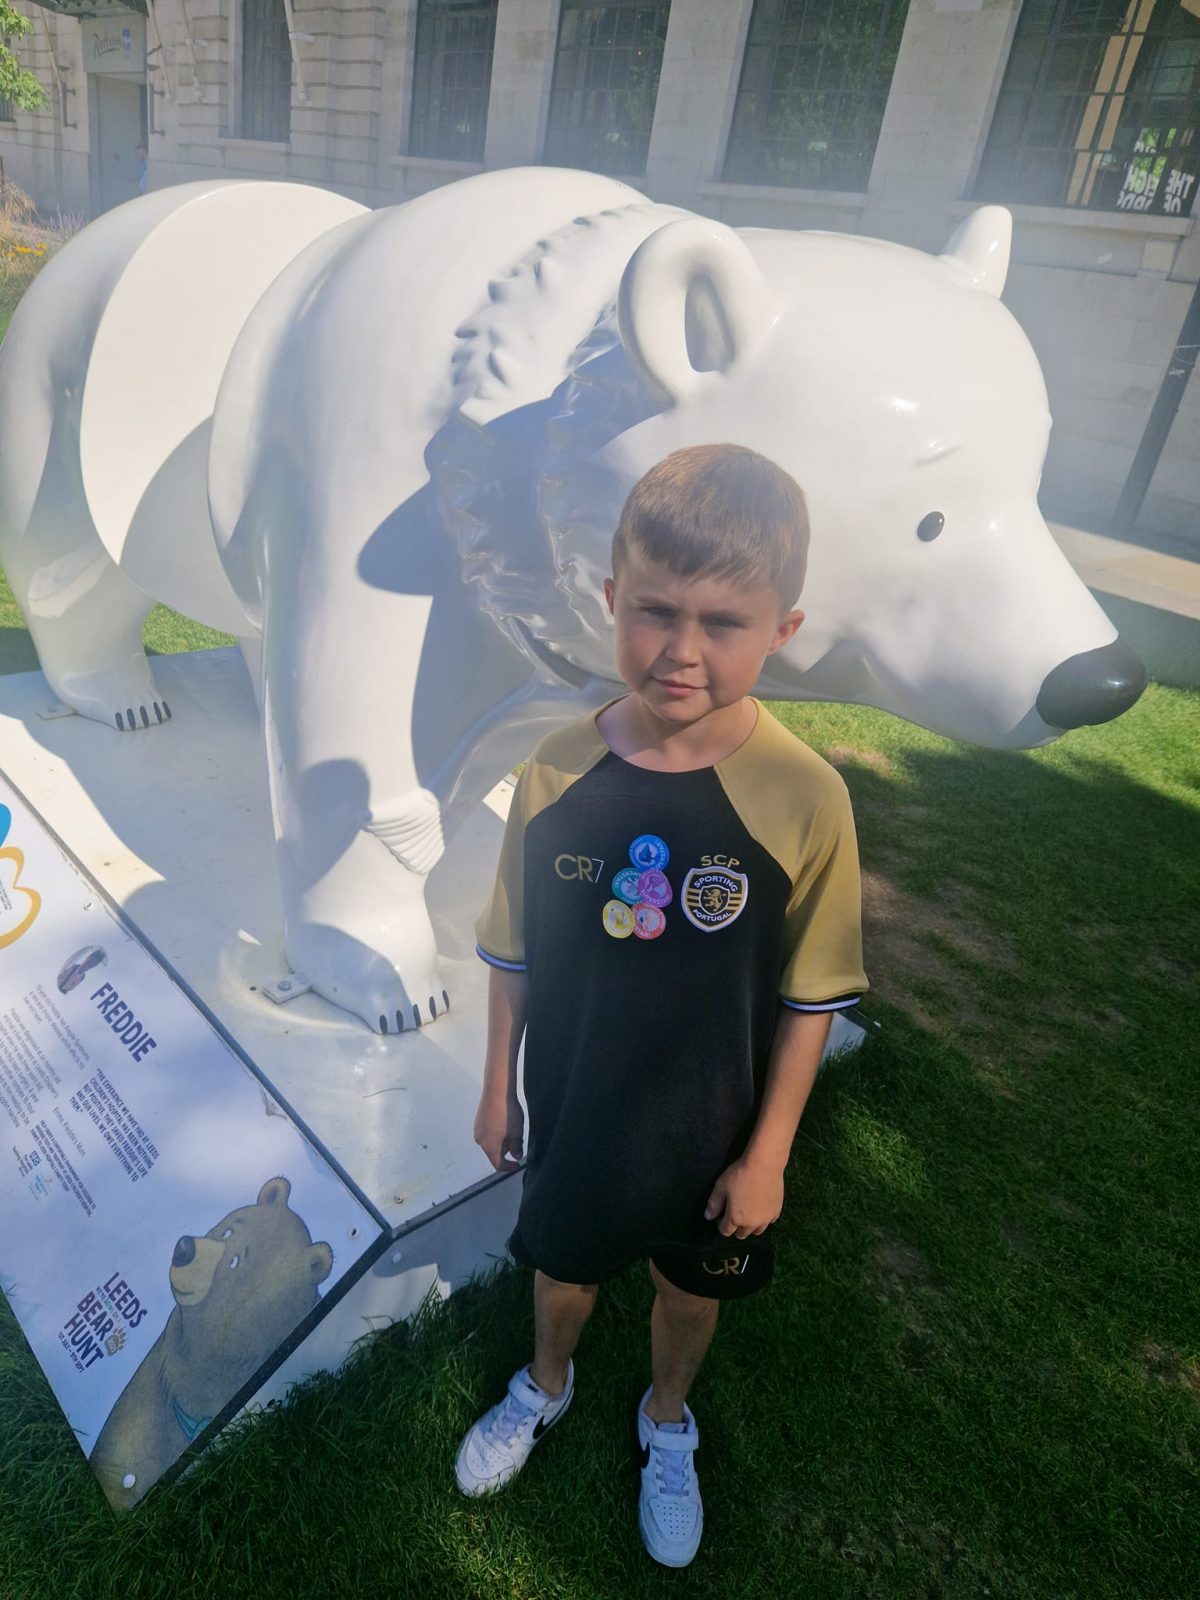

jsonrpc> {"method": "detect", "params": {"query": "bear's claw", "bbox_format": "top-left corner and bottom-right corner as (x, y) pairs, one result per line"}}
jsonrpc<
(371, 991), (449, 1035)
(114, 701), (171, 731)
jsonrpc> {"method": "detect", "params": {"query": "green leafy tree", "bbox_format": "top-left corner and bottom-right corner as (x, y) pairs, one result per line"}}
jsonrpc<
(0, 1), (47, 112)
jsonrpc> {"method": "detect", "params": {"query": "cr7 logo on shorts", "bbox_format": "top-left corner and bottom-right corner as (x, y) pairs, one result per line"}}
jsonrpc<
(554, 853), (605, 883)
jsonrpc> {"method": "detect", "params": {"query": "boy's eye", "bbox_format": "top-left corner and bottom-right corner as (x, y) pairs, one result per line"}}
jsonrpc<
(641, 606), (674, 619)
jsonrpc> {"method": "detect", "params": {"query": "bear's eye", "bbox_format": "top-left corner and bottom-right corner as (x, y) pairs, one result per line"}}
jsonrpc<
(221, 1228), (233, 1240)
(228, 1254), (240, 1270)
(917, 511), (945, 542)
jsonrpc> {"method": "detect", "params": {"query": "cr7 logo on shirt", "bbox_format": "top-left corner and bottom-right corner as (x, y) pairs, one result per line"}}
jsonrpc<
(554, 853), (605, 883)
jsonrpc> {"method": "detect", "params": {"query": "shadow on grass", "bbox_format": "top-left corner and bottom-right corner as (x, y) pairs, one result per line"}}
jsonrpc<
(0, 623), (41, 676)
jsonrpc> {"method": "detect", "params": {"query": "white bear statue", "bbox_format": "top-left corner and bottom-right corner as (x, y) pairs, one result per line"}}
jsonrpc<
(0, 169), (1145, 1035)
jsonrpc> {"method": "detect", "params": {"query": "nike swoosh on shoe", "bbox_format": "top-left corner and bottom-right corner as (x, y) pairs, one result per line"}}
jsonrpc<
(532, 1409), (564, 1441)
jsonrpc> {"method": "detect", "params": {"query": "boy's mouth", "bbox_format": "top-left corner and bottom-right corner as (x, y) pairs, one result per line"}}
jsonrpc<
(655, 678), (704, 698)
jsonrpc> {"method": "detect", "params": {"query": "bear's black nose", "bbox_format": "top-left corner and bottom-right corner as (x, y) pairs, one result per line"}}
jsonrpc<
(1037, 638), (1147, 730)
(172, 1236), (196, 1268)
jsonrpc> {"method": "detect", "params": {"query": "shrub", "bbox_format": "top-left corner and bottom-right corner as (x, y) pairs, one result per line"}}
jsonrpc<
(0, 177), (82, 324)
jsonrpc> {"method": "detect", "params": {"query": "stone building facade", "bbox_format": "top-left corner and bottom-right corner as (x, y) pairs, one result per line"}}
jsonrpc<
(1, 0), (1197, 543)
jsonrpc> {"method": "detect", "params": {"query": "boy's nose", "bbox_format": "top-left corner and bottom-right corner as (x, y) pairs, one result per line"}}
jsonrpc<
(664, 623), (702, 664)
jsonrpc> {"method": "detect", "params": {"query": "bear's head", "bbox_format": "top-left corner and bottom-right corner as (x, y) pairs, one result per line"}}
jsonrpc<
(532, 210), (1140, 748)
(167, 1176), (333, 1391)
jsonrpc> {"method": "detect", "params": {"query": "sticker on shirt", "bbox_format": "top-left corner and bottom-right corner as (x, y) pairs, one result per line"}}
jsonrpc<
(611, 867), (643, 905)
(635, 869), (671, 908)
(632, 903), (667, 940)
(601, 899), (635, 939)
(681, 867), (749, 932)
(628, 834), (669, 872)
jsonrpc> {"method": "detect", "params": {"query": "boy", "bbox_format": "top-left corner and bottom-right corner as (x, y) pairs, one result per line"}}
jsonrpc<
(457, 444), (867, 1568)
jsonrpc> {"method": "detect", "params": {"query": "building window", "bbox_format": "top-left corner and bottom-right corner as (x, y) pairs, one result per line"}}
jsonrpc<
(544, 0), (671, 176)
(0, 37), (15, 121)
(239, 0), (292, 143)
(407, 0), (497, 161)
(976, 0), (1200, 217)
(723, 0), (910, 191)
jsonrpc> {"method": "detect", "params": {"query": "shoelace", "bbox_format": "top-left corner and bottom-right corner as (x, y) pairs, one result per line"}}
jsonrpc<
(652, 1431), (692, 1497)
(484, 1389), (536, 1447)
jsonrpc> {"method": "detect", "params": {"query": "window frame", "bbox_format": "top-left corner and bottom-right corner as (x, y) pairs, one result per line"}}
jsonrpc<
(542, 0), (673, 178)
(0, 35), (18, 122)
(721, 0), (910, 193)
(405, 0), (499, 162)
(974, 0), (1200, 218)
(236, 0), (293, 145)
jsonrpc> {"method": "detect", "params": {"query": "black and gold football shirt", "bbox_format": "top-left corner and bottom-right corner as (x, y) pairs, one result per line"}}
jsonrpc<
(475, 700), (868, 1284)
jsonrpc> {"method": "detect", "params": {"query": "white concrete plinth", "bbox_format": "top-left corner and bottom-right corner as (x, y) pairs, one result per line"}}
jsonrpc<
(0, 648), (516, 1234)
(0, 650), (523, 1421)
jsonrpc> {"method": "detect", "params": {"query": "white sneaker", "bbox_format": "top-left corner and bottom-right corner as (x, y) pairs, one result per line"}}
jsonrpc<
(454, 1363), (574, 1496)
(636, 1388), (703, 1567)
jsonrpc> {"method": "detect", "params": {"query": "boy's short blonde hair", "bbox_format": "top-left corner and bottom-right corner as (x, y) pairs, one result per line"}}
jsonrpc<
(611, 444), (810, 609)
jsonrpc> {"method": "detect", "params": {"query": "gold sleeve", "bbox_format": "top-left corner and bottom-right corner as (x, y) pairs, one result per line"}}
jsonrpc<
(474, 767), (531, 969)
(778, 783), (868, 1008)
(473, 711), (613, 970)
(715, 707), (867, 1008)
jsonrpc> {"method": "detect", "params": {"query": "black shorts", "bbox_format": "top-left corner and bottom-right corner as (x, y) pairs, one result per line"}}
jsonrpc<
(508, 1225), (774, 1302)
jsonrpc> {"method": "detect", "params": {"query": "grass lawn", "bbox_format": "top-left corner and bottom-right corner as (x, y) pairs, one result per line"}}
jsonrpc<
(0, 566), (1197, 1599)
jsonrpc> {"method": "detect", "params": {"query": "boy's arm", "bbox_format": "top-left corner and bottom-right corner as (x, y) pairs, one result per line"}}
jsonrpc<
(704, 1007), (832, 1239)
(473, 965), (530, 1172)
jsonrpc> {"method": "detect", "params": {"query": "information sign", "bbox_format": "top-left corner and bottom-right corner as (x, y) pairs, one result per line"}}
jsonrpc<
(0, 775), (383, 1509)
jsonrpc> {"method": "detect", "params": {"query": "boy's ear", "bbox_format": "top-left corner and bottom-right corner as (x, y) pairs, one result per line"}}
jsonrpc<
(603, 576), (616, 615)
(768, 609), (805, 654)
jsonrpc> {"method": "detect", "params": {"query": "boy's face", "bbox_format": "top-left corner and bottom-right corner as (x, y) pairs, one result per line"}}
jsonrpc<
(603, 551), (804, 729)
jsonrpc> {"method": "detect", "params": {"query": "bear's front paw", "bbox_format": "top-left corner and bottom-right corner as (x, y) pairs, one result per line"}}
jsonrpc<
(376, 986), (450, 1035)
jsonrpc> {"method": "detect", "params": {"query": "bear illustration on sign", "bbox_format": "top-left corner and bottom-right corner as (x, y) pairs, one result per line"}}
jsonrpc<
(0, 170), (1145, 1037)
(89, 1177), (333, 1510)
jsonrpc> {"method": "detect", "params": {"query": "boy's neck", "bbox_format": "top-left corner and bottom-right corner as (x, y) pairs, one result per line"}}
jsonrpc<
(598, 694), (758, 773)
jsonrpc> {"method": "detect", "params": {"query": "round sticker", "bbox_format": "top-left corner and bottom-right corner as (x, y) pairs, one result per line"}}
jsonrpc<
(629, 834), (670, 872)
(611, 867), (642, 905)
(632, 903), (667, 941)
(636, 869), (672, 908)
(601, 900), (635, 939)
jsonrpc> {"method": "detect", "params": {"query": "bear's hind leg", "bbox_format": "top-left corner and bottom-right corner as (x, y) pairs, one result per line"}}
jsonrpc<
(15, 547), (167, 732)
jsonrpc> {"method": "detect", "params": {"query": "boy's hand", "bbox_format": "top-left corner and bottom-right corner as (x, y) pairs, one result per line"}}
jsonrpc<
(473, 1092), (524, 1173)
(704, 1156), (784, 1239)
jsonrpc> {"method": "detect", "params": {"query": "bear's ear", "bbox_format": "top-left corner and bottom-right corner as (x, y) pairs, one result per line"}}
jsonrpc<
(258, 1176), (291, 1208)
(617, 219), (777, 406)
(940, 206), (1011, 297)
(308, 1242), (334, 1286)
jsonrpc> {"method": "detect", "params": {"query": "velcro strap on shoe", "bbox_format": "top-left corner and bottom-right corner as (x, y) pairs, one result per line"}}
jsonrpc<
(509, 1368), (565, 1410)
(649, 1429), (698, 1452)
(508, 1372), (542, 1408)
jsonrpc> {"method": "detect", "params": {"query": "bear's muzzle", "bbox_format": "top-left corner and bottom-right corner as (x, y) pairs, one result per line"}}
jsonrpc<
(1037, 639), (1147, 731)
(169, 1235), (225, 1304)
